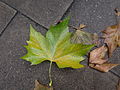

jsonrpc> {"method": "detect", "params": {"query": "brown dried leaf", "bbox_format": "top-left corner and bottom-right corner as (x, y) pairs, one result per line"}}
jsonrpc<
(102, 24), (120, 57)
(90, 62), (118, 72)
(34, 80), (53, 90)
(89, 45), (107, 64)
(89, 45), (118, 72)
(77, 24), (86, 29)
(102, 9), (120, 57)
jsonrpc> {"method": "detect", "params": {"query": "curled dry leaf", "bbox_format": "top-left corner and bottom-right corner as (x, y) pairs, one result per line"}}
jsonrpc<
(90, 62), (118, 72)
(71, 24), (99, 45)
(34, 80), (53, 90)
(89, 45), (118, 72)
(102, 9), (120, 57)
(102, 24), (120, 57)
(89, 45), (107, 64)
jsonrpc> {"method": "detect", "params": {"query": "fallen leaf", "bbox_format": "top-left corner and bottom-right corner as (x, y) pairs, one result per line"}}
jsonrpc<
(89, 45), (118, 72)
(89, 45), (107, 64)
(102, 9), (120, 57)
(90, 62), (118, 72)
(102, 24), (120, 57)
(21, 18), (94, 69)
(34, 80), (53, 90)
(71, 24), (99, 45)
(77, 24), (86, 29)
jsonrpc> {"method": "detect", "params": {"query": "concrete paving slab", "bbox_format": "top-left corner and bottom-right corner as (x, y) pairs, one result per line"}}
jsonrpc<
(1, 0), (73, 28)
(109, 48), (120, 77)
(0, 1), (16, 34)
(52, 67), (118, 90)
(93, 70), (118, 90)
(65, 0), (120, 33)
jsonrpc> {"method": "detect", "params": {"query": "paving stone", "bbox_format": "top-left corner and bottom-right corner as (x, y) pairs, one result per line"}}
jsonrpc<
(93, 70), (118, 90)
(52, 67), (118, 90)
(1, 0), (73, 28)
(51, 67), (94, 90)
(0, 1), (16, 34)
(109, 48), (120, 77)
(65, 0), (120, 33)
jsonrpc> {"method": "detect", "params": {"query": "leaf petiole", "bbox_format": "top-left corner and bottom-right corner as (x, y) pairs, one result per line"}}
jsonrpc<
(49, 61), (53, 87)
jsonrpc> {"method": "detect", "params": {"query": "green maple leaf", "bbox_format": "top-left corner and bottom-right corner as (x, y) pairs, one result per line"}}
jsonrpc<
(21, 18), (94, 68)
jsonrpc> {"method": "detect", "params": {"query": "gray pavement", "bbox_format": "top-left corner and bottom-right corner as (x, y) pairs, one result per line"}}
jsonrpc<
(0, 1), (16, 34)
(0, 0), (120, 90)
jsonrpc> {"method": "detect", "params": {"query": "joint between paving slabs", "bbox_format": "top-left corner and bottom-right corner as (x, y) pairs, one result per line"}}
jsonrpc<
(110, 70), (120, 78)
(0, 0), (18, 13)
(0, 11), (18, 37)
(60, 0), (75, 21)
(0, 0), (75, 31)
(20, 12), (48, 30)
(0, 0), (48, 31)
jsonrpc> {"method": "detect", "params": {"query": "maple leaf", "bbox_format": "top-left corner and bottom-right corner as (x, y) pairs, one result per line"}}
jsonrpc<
(89, 45), (118, 72)
(34, 80), (53, 90)
(102, 9), (120, 57)
(21, 18), (94, 69)
(71, 24), (99, 45)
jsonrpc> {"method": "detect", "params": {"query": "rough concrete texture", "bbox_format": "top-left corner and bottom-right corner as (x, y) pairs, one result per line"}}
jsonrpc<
(0, 1), (16, 34)
(0, 0), (120, 90)
(65, 0), (120, 32)
(0, 0), (73, 28)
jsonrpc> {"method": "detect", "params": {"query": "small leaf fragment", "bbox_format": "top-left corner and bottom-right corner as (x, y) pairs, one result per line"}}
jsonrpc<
(89, 45), (119, 72)
(77, 24), (86, 29)
(34, 80), (53, 90)
(71, 24), (99, 45)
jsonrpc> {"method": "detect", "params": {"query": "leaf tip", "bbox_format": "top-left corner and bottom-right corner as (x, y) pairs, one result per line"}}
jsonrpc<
(20, 56), (25, 60)
(63, 16), (70, 24)
(30, 24), (36, 33)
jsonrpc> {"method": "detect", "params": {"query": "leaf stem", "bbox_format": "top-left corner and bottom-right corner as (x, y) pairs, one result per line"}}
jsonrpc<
(49, 61), (53, 87)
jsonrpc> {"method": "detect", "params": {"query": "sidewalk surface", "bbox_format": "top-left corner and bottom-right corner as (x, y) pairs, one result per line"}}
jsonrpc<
(0, 0), (120, 90)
